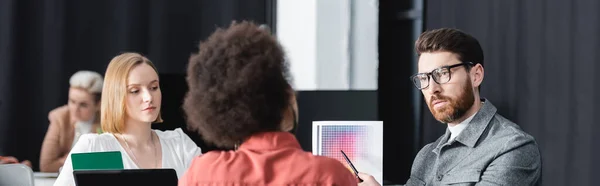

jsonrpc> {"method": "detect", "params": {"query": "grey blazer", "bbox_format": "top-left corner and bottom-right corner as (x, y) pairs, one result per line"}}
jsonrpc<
(405, 99), (541, 186)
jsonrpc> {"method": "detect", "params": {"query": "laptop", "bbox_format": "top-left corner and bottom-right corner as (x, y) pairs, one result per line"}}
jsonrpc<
(73, 169), (178, 186)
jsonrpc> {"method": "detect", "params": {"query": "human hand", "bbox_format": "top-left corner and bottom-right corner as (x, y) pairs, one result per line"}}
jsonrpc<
(357, 172), (381, 186)
(0, 156), (32, 168)
(0, 156), (19, 164)
(20, 160), (32, 168)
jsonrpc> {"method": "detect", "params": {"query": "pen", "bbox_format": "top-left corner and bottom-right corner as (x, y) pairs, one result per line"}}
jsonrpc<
(340, 150), (363, 182)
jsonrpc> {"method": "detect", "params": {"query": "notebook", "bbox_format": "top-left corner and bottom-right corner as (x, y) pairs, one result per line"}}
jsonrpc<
(71, 151), (124, 171)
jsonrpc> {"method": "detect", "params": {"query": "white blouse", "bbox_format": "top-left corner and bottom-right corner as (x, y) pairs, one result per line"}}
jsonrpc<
(54, 128), (202, 186)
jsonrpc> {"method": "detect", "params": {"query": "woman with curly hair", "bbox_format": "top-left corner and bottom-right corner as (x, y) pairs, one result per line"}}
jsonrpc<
(179, 21), (358, 185)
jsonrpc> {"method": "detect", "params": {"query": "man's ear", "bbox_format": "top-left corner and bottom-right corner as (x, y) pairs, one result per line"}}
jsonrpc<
(471, 63), (484, 88)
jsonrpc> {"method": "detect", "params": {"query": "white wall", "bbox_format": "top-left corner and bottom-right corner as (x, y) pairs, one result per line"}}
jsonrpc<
(315, 0), (351, 90)
(277, 0), (318, 90)
(350, 0), (379, 90)
(277, 0), (378, 90)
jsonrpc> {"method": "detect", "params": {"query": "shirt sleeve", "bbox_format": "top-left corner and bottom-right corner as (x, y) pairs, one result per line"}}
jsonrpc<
(476, 135), (541, 185)
(53, 134), (94, 186)
(40, 111), (68, 172)
(175, 128), (202, 168)
(178, 158), (200, 186)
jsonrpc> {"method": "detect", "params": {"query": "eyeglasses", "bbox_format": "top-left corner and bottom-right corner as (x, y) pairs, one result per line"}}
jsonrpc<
(410, 62), (474, 89)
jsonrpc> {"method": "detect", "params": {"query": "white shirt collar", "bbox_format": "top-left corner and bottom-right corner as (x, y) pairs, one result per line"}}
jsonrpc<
(448, 112), (477, 141)
(75, 115), (96, 132)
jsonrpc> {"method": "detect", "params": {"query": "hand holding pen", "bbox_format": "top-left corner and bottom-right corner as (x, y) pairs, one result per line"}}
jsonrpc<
(340, 150), (364, 183)
(339, 150), (381, 186)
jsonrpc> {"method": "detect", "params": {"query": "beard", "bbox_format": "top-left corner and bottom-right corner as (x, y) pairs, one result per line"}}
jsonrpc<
(427, 80), (475, 123)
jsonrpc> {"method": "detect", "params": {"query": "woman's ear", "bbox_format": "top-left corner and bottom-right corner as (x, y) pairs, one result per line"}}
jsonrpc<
(290, 93), (298, 122)
(281, 107), (295, 132)
(281, 90), (298, 132)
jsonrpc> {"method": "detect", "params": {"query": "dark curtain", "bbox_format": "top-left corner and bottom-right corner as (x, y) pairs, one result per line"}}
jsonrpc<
(0, 0), (271, 171)
(423, 0), (600, 185)
(378, 0), (421, 184)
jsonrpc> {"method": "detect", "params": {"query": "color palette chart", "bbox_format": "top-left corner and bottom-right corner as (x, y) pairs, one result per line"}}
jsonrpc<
(312, 121), (383, 184)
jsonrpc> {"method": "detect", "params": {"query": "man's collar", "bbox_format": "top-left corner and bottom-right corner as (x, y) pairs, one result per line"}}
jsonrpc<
(448, 112), (476, 139)
(434, 98), (497, 150)
(453, 98), (497, 147)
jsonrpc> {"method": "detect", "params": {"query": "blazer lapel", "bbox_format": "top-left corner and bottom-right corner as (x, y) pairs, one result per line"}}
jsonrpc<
(436, 99), (497, 174)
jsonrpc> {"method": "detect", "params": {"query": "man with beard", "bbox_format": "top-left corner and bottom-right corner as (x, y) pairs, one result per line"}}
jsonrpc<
(358, 28), (541, 186)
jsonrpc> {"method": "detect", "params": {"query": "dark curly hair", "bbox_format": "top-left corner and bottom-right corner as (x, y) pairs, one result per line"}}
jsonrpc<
(183, 21), (291, 148)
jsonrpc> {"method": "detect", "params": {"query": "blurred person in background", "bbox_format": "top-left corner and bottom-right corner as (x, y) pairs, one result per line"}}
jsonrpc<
(40, 71), (103, 172)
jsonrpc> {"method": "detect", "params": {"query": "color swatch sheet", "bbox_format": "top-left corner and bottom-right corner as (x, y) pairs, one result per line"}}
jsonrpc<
(312, 121), (383, 184)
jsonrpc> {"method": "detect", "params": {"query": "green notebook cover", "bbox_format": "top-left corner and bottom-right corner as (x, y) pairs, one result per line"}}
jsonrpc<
(71, 151), (124, 171)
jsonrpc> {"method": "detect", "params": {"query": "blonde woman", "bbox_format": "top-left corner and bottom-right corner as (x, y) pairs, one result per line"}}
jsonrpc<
(40, 71), (103, 172)
(54, 53), (201, 186)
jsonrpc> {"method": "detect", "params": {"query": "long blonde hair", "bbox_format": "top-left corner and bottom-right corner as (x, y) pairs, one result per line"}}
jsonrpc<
(101, 52), (163, 133)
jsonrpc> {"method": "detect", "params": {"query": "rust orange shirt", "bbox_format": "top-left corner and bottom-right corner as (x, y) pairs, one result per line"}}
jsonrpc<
(179, 132), (358, 186)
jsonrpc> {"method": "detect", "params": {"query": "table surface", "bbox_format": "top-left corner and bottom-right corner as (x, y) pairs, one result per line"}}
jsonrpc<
(34, 172), (57, 186)
(29, 172), (405, 186)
